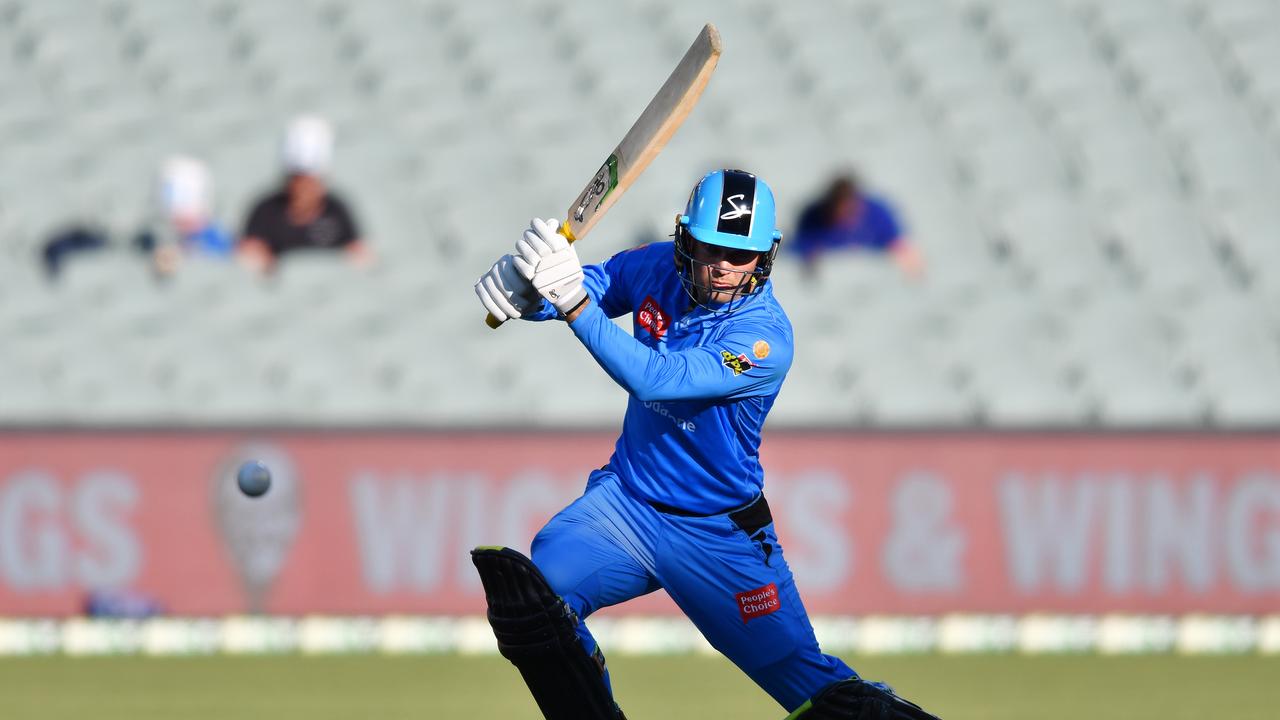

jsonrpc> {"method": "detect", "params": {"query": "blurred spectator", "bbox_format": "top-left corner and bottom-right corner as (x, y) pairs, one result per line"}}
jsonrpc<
(790, 174), (923, 278)
(238, 115), (370, 274)
(41, 224), (108, 279)
(40, 156), (232, 279)
(145, 155), (235, 276)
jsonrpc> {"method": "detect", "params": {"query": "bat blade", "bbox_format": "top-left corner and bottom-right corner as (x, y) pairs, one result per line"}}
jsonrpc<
(486, 23), (721, 329)
(562, 23), (722, 242)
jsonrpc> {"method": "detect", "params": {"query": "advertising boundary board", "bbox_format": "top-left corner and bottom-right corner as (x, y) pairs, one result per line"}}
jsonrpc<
(1, 430), (1277, 616)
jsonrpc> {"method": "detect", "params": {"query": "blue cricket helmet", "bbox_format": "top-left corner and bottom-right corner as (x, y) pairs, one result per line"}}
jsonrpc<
(673, 169), (784, 312)
(678, 169), (782, 252)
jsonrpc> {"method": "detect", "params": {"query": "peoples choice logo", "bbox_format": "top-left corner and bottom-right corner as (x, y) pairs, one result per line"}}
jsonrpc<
(719, 193), (752, 220)
(735, 582), (781, 622)
(637, 296), (668, 338)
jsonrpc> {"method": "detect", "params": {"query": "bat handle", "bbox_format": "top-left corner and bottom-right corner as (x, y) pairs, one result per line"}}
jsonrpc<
(482, 219), (575, 330)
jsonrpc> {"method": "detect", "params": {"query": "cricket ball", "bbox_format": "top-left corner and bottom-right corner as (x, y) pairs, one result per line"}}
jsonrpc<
(236, 460), (272, 498)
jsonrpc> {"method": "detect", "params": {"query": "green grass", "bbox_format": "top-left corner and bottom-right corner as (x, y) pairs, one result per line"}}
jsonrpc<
(0, 654), (1276, 719)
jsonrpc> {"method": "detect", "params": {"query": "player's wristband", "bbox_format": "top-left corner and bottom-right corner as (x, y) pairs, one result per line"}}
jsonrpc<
(561, 294), (590, 320)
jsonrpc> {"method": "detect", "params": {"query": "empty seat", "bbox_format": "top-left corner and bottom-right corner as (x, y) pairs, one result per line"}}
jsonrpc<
(856, 366), (977, 426)
(1101, 198), (1230, 300)
(1090, 373), (1206, 426)
(969, 357), (1090, 426)
(769, 372), (862, 427)
(0, 373), (69, 422)
(54, 252), (153, 306)
(1201, 363), (1280, 426)
(993, 195), (1118, 297)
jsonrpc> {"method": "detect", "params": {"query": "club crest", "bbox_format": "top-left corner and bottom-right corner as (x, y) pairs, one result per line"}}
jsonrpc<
(721, 350), (753, 376)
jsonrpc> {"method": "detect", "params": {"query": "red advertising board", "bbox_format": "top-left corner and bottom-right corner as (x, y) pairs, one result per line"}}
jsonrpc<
(0, 431), (1277, 616)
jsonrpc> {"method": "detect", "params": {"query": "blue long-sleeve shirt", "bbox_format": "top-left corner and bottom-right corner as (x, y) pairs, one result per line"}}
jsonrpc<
(527, 241), (793, 514)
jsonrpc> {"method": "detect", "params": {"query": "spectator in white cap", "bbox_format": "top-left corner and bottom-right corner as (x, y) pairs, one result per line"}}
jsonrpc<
(238, 114), (370, 273)
(151, 155), (234, 275)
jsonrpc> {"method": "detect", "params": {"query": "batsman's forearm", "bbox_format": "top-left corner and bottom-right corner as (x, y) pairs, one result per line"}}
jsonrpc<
(568, 301), (728, 402)
(569, 302), (675, 401)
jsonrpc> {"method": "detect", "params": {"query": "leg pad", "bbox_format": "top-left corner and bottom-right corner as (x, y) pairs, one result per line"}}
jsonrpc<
(786, 678), (943, 720)
(471, 546), (625, 720)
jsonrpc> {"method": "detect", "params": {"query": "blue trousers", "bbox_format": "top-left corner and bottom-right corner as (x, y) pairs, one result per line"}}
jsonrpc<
(530, 470), (855, 712)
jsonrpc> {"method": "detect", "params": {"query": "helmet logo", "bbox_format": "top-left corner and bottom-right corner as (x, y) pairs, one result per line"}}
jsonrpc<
(719, 193), (752, 220)
(714, 171), (758, 236)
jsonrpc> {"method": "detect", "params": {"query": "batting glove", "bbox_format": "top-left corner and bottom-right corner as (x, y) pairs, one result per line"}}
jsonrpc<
(512, 217), (587, 316)
(475, 253), (541, 322)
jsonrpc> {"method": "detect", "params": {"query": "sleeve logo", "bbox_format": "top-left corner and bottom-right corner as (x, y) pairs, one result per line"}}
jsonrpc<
(735, 583), (781, 623)
(637, 296), (668, 338)
(721, 350), (753, 376)
(752, 340), (770, 359)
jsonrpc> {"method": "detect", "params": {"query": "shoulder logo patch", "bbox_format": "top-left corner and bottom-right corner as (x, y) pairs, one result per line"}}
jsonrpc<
(753, 340), (770, 360)
(721, 350), (753, 376)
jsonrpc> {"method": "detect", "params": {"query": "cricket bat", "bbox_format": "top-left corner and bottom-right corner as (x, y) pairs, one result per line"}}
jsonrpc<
(486, 23), (722, 328)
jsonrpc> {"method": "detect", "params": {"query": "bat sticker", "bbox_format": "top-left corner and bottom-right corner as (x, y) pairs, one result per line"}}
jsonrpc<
(573, 154), (619, 222)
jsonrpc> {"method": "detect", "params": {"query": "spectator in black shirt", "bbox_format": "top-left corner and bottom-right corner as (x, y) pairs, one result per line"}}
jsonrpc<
(238, 115), (372, 273)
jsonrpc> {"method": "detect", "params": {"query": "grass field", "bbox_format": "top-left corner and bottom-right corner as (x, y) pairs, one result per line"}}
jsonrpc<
(1, 654), (1276, 719)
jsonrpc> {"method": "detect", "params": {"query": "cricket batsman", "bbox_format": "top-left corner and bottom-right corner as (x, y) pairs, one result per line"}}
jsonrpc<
(473, 170), (941, 719)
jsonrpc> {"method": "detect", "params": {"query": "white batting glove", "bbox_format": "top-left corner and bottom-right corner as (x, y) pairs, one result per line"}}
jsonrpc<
(474, 253), (540, 322)
(512, 217), (587, 316)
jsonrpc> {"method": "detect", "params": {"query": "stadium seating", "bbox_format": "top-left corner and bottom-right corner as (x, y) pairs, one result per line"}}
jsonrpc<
(1, 0), (1278, 427)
